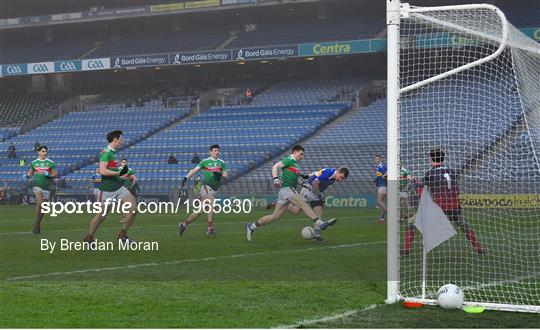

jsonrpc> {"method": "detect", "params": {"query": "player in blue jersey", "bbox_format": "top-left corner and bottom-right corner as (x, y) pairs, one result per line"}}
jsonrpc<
(374, 154), (387, 223)
(89, 168), (101, 202)
(274, 167), (349, 218)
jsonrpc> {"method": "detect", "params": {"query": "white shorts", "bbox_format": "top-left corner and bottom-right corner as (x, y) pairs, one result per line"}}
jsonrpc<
(33, 187), (50, 200)
(93, 188), (100, 201)
(300, 187), (318, 203)
(197, 185), (215, 199)
(377, 186), (387, 195)
(399, 191), (409, 199)
(98, 186), (132, 203)
(277, 187), (298, 205)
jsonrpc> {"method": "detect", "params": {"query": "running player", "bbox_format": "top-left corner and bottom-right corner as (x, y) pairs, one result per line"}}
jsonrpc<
(25, 146), (56, 234)
(245, 145), (336, 242)
(178, 144), (227, 237)
(90, 168), (101, 202)
(83, 130), (137, 245)
(401, 147), (484, 256)
(374, 154), (387, 223)
(268, 167), (349, 219)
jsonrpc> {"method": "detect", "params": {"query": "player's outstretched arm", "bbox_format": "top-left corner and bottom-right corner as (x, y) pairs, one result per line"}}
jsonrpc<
(130, 174), (138, 187)
(182, 165), (201, 186)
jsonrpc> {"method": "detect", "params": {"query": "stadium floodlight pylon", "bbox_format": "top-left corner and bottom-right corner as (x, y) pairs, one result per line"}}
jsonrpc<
(386, 0), (540, 313)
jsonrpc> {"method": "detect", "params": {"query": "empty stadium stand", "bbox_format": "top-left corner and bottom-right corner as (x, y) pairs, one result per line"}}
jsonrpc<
(0, 92), (70, 127)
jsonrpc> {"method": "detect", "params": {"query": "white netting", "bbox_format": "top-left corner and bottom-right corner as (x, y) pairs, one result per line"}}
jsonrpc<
(397, 5), (540, 312)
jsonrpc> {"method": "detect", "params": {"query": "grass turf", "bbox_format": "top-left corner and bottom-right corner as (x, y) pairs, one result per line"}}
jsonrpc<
(0, 205), (537, 327)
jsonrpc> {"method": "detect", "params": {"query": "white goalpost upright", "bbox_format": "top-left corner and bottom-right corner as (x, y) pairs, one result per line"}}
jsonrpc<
(387, 0), (540, 312)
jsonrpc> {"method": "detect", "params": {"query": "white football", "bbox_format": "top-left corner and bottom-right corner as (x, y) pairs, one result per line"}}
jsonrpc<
(437, 284), (464, 309)
(301, 227), (315, 239)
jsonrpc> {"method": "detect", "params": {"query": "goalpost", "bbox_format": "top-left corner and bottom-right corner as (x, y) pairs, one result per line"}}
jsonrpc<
(386, 0), (540, 312)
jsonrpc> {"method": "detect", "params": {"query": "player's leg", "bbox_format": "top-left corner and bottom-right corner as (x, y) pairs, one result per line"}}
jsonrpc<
(376, 187), (387, 222)
(205, 191), (217, 237)
(32, 187), (46, 234)
(286, 204), (302, 214)
(116, 188), (138, 241)
(451, 210), (484, 254)
(401, 216), (416, 256)
(312, 205), (324, 219)
(288, 194), (335, 240)
(246, 201), (288, 241)
(178, 186), (213, 236)
(84, 194), (109, 243)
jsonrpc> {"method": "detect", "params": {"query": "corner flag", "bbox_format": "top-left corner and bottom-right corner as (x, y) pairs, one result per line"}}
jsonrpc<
(413, 187), (457, 252)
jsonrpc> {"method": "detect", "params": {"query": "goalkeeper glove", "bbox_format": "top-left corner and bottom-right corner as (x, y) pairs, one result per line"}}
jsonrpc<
(273, 177), (281, 189)
(213, 172), (222, 180)
(118, 166), (129, 176)
(181, 176), (188, 187)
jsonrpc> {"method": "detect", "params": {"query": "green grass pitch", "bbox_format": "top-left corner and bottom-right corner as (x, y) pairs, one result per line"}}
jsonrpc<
(0, 205), (538, 328)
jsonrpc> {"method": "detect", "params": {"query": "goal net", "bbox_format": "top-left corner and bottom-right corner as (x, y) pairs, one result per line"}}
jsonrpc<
(389, 2), (540, 312)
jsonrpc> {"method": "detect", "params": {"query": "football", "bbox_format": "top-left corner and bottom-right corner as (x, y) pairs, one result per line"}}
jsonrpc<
(437, 284), (464, 309)
(301, 227), (315, 239)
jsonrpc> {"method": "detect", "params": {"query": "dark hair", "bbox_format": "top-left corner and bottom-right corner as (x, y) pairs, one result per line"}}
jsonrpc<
(291, 145), (304, 152)
(37, 145), (48, 151)
(337, 167), (349, 177)
(121, 158), (128, 162)
(106, 130), (123, 143)
(374, 154), (382, 158)
(430, 147), (445, 163)
(210, 144), (220, 151)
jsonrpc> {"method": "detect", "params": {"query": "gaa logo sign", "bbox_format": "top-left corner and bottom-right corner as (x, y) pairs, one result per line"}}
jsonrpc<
(55, 60), (82, 72)
(2, 64), (27, 75)
(32, 63), (49, 73)
(87, 60), (105, 69)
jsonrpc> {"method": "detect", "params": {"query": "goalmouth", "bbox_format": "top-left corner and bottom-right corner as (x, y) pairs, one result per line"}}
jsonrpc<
(386, 0), (540, 313)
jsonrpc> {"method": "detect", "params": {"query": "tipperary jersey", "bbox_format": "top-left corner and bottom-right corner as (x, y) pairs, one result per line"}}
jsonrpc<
(375, 162), (387, 187)
(307, 168), (336, 193)
(91, 174), (101, 189)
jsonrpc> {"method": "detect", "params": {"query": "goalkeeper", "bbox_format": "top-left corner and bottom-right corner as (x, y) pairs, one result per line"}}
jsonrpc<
(267, 167), (349, 219)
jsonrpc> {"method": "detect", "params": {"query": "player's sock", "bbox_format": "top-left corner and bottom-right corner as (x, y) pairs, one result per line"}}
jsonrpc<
(403, 226), (415, 254)
(314, 219), (324, 228)
(464, 228), (483, 252)
(84, 234), (93, 241)
(248, 223), (257, 230)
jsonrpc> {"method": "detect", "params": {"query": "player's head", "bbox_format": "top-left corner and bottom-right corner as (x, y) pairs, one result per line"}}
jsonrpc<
(374, 154), (382, 164)
(37, 145), (48, 158)
(209, 144), (220, 158)
(106, 130), (123, 149)
(291, 145), (305, 160)
(120, 158), (128, 167)
(334, 167), (349, 181)
(429, 147), (445, 164)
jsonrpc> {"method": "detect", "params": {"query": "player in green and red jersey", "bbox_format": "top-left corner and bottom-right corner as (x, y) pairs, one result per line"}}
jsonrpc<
(179, 144), (228, 237)
(245, 145), (336, 242)
(25, 145), (57, 234)
(83, 130), (137, 245)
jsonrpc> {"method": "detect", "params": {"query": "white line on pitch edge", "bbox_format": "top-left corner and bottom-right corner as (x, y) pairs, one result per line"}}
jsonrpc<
(273, 304), (382, 328)
(6, 241), (385, 281)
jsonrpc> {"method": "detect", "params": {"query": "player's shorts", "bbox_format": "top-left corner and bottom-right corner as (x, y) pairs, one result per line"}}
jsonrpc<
(93, 188), (100, 202)
(33, 187), (50, 200)
(98, 186), (132, 203)
(277, 187), (299, 205)
(377, 186), (387, 194)
(399, 191), (409, 199)
(300, 187), (324, 208)
(444, 209), (462, 222)
(197, 185), (215, 199)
